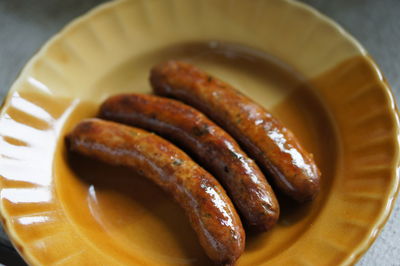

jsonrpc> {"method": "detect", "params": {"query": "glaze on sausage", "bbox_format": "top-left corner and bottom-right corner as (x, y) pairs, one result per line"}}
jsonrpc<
(150, 61), (321, 202)
(66, 118), (245, 265)
(100, 94), (279, 231)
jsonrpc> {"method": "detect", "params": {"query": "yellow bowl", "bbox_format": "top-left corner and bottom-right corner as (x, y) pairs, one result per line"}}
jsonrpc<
(0, 0), (398, 265)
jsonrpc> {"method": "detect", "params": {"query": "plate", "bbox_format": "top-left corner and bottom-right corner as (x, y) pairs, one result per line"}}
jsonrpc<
(0, 0), (399, 265)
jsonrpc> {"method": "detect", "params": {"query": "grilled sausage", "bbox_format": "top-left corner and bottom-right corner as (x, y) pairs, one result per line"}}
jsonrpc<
(150, 61), (321, 202)
(100, 94), (279, 231)
(66, 118), (245, 265)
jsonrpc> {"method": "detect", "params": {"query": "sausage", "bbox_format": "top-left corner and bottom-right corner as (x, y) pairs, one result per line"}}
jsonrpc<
(150, 61), (321, 202)
(100, 94), (279, 231)
(66, 118), (245, 265)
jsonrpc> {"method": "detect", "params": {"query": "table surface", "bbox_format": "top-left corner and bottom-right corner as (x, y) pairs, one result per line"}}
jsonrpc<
(0, 0), (399, 265)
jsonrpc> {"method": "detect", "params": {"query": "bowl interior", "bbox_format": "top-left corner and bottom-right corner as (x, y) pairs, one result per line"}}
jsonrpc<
(52, 41), (338, 265)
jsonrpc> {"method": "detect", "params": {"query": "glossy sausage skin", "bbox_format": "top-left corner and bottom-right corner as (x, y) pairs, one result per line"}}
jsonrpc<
(66, 118), (245, 265)
(100, 94), (279, 231)
(150, 61), (321, 202)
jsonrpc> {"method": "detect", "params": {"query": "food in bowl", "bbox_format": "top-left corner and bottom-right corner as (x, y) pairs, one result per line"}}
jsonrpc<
(66, 61), (321, 265)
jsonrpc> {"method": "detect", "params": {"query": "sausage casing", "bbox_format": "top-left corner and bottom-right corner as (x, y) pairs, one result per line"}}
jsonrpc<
(150, 61), (321, 202)
(66, 118), (245, 265)
(100, 93), (279, 231)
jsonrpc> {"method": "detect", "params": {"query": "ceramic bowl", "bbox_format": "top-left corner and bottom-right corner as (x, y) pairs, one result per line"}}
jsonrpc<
(0, 0), (398, 265)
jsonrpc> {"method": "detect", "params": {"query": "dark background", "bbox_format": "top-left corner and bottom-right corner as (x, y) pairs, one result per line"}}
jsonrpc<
(0, 0), (399, 265)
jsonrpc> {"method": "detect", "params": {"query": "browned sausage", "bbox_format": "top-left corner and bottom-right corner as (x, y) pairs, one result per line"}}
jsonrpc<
(66, 118), (245, 265)
(100, 94), (279, 231)
(150, 61), (321, 202)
